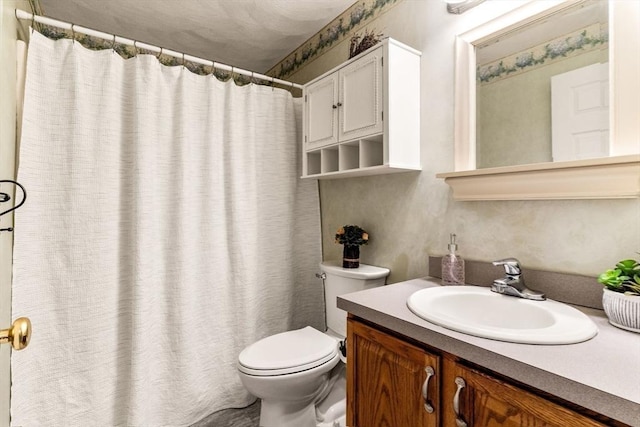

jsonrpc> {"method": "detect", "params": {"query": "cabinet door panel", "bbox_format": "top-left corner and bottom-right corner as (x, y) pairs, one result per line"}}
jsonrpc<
(305, 72), (338, 150)
(347, 319), (439, 427)
(442, 359), (607, 427)
(339, 49), (383, 142)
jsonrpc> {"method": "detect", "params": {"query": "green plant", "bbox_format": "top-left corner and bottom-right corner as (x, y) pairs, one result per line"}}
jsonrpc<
(335, 225), (369, 247)
(598, 258), (640, 296)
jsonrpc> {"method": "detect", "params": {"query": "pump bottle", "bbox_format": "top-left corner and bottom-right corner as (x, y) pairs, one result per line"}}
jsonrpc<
(442, 233), (465, 285)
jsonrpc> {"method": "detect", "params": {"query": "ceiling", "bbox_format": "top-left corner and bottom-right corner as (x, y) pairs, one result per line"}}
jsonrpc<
(37, 0), (356, 73)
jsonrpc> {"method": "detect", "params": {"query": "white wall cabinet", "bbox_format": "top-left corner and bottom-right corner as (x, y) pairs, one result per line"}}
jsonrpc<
(302, 38), (421, 179)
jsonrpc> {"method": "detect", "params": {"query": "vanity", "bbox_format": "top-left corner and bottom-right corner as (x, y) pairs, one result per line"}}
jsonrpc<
(339, 278), (640, 427)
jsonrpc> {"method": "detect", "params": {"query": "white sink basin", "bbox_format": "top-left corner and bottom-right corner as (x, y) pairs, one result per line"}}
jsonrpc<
(407, 286), (598, 344)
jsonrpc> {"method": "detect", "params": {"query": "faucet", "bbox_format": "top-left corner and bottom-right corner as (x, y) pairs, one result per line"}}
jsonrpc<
(491, 258), (546, 301)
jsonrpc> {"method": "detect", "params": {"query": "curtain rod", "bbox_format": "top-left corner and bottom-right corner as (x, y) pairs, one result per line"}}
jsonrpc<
(14, 9), (304, 90)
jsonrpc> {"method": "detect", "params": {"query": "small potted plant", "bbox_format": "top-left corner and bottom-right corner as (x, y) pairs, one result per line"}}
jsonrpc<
(598, 258), (640, 333)
(335, 225), (369, 268)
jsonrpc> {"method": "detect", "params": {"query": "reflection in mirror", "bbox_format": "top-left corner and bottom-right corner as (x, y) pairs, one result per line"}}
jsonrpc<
(475, 0), (608, 169)
(440, 0), (639, 201)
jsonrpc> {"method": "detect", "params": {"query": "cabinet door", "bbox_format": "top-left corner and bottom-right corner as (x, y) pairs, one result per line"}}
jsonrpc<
(442, 359), (607, 427)
(347, 318), (439, 427)
(338, 47), (383, 142)
(304, 71), (339, 150)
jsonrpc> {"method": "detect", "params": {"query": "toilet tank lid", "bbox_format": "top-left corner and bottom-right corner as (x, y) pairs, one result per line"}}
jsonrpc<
(321, 261), (390, 280)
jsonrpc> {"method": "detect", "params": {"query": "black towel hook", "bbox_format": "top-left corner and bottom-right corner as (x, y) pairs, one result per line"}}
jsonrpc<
(0, 180), (27, 232)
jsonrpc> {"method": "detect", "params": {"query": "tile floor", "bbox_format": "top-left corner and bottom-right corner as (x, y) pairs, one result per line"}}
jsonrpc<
(190, 400), (260, 427)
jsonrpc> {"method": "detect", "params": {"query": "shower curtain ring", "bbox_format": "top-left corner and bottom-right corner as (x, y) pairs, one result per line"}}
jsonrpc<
(182, 53), (185, 69)
(132, 40), (137, 57)
(31, 13), (35, 33)
(70, 24), (75, 43)
(157, 47), (163, 60)
(271, 76), (275, 91)
(111, 34), (117, 53)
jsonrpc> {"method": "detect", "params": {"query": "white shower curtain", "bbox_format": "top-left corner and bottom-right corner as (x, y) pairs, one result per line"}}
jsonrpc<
(11, 31), (322, 427)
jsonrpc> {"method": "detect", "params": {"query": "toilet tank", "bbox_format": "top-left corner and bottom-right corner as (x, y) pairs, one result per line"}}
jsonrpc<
(320, 261), (390, 338)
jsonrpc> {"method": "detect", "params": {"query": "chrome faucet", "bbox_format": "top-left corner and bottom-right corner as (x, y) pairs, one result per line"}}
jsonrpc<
(491, 258), (546, 301)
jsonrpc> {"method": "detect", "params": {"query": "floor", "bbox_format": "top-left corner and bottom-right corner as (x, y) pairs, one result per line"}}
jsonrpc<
(191, 400), (260, 427)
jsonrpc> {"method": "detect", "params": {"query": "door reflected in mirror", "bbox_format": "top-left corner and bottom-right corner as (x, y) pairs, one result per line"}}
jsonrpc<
(475, 0), (608, 169)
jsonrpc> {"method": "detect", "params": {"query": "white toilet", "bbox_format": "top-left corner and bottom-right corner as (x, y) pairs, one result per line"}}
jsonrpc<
(237, 261), (390, 427)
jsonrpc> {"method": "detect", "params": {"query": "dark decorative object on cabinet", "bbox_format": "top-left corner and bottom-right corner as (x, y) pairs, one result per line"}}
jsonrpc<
(349, 29), (383, 59)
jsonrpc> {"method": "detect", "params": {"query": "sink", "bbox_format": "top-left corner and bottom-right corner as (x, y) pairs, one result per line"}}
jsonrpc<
(407, 286), (598, 344)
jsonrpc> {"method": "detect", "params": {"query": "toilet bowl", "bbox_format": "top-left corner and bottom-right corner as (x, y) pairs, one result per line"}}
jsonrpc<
(237, 261), (390, 427)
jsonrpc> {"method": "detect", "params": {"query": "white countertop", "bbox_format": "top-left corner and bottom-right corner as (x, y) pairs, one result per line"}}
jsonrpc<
(337, 278), (640, 426)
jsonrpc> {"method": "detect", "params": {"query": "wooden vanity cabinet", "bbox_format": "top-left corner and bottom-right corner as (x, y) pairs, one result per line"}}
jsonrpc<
(347, 317), (620, 427)
(441, 358), (607, 427)
(347, 318), (440, 427)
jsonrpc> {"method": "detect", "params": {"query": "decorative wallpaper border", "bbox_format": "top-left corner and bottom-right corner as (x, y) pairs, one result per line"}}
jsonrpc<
(266, 0), (402, 80)
(477, 23), (608, 85)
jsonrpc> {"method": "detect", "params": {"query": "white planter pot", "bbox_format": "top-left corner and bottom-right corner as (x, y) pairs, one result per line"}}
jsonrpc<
(602, 288), (640, 333)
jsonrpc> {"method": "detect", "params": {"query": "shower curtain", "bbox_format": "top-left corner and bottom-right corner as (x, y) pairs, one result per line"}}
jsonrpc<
(11, 30), (322, 427)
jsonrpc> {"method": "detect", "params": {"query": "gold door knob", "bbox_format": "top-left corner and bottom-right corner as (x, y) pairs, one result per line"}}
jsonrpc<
(0, 317), (32, 351)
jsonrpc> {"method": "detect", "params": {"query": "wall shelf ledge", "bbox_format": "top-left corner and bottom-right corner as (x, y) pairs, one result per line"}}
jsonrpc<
(436, 155), (640, 200)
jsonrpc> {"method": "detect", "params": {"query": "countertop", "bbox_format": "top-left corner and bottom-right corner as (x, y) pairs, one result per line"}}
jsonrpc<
(337, 278), (640, 426)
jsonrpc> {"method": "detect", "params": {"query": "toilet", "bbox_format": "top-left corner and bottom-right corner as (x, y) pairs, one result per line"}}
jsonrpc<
(237, 261), (390, 427)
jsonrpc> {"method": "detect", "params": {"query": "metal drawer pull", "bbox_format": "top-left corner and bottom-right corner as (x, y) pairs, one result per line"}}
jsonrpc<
(453, 376), (468, 427)
(421, 366), (435, 413)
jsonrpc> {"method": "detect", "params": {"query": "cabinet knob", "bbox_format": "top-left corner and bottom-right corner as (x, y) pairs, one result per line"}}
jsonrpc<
(336, 102), (343, 107)
(332, 104), (338, 109)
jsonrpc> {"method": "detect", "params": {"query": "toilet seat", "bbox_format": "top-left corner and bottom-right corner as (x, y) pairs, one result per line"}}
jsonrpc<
(238, 326), (339, 376)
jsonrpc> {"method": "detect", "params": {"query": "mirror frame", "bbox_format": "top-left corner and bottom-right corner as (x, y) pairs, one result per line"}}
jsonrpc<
(438, 0), (640, 200)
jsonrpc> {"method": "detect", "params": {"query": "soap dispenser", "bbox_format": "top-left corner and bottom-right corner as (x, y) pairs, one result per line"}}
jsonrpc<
(442, 233), (465, 285)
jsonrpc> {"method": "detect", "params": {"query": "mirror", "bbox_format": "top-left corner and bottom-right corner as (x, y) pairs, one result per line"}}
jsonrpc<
(476, 0), (608, 169)
(452, 0), (639, 172)
(438, 0), (639, 200)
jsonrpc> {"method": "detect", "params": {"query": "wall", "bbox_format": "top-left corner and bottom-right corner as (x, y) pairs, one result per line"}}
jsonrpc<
(275, 0), (640, 284)
(0, 2), (30, 424)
